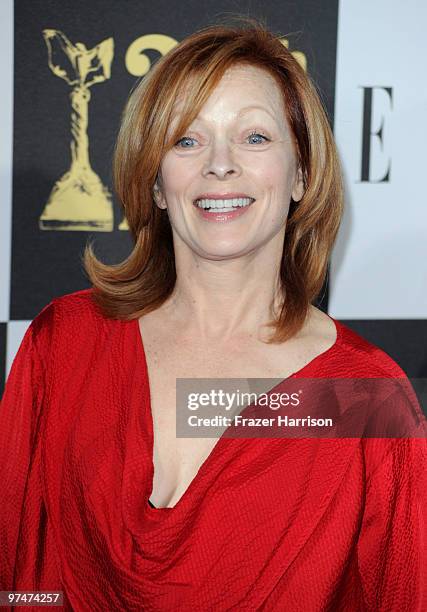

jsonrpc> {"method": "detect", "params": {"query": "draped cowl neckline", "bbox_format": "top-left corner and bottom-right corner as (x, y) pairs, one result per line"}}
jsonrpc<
(136, 311), (343, 514)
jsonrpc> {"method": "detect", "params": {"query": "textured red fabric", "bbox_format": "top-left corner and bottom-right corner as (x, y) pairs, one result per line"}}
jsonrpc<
(0, 288), (426, 611)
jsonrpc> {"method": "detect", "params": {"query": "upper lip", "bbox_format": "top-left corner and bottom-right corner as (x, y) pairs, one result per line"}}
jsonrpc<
(193, 192), (255, 202)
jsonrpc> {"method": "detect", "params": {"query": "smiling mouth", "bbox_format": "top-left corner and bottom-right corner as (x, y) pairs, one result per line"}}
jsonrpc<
(193, 197), (256, 211)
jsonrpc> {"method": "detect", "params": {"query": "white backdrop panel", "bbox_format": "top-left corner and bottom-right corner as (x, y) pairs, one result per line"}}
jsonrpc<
(330, 0), (427, 318)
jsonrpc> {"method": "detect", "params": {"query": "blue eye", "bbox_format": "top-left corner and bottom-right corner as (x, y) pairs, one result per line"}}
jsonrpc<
(175, 136), (197, 148)
(247, 131), (269, 144)
(174, 131), (270, 148)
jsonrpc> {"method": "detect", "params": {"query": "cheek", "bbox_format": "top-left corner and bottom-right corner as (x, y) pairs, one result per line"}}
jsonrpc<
(251, 154), (296, 194)
(160, 155), (195, 199)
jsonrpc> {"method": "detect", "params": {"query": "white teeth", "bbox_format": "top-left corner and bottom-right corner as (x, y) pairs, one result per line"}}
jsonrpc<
(206, 207), (235, 213)
(196, 197), (254, 209)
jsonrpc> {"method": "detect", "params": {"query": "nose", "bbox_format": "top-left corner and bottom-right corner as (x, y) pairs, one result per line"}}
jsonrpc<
(202, 140), (242, 179)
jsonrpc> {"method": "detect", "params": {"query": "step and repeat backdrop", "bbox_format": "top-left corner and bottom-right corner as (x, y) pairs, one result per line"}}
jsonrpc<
(1, 0), (426, 396)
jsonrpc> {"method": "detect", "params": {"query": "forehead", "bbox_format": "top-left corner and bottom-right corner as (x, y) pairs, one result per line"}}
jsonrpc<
(171, 63), (285, 122)
(213, 63), (281, 92)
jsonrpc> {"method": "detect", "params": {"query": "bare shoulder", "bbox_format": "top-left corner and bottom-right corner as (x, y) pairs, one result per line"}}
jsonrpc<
(303, 305), (337, 348)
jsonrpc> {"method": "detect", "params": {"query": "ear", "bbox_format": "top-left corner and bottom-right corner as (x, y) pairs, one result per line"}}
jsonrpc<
(291, 166), (305, 202)
(153, 181), (167, 210)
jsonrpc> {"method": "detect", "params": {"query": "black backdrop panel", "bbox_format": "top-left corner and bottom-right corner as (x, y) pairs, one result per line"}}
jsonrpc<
(343, 320), (427, 378)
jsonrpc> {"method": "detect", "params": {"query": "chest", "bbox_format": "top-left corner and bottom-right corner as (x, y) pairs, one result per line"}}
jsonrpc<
(138, 318), (328, 509)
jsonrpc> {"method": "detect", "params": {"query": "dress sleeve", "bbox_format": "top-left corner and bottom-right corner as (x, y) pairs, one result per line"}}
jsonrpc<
(357, 421), (427, 611)
(0, 301), (63, 598)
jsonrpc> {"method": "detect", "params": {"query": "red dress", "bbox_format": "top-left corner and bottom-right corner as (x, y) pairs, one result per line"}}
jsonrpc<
(0, 288), (426, 611)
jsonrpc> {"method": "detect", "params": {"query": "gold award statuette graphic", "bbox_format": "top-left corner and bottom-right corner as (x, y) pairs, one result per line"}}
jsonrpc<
(40, 30), (114, 231)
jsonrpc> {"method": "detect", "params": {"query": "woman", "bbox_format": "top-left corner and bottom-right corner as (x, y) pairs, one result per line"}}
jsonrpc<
(1, 17), (426, 611)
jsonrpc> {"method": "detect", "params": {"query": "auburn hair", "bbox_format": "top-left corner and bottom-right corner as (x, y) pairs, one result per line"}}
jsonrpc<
(82, 14), (344, 343)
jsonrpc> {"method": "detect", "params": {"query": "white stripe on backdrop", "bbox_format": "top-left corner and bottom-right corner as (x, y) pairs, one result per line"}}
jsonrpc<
(0, 0), (13, 323)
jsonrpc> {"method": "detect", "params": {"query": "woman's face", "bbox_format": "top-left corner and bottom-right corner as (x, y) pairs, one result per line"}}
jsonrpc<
(154, 63), (304, 259)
